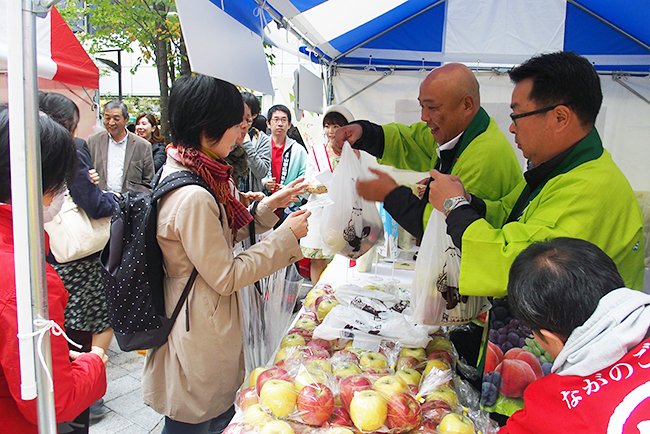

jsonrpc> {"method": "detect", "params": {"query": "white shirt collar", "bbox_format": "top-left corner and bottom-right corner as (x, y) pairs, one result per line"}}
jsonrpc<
(108, 129), (129, 146)
(435, 131), (463, 158)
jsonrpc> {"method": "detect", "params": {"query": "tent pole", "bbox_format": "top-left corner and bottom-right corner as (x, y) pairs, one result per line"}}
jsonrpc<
(612, 74), (650, 106)
(7, 0), (59, 433)
(339, 68), (395, 105)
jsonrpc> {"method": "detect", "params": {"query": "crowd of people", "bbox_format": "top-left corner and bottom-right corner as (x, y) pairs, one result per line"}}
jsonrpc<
(0, 50), (647, 434)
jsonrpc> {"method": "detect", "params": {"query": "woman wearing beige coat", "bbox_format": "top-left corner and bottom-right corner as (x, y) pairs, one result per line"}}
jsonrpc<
(141, 75), (310, 434)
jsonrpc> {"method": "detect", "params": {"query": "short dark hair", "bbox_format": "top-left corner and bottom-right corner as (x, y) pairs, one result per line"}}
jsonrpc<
(241, 92), (261, 117)
(103, 99), (129, 120)
(0, 105), (77, 203)
(508, 51), (602, 129)
(507, 237), (624, 339)
(267, 105), (291, 124)
(38, 92), (80, 134)
(323, 111), (349, 128)
(168, 74), (243, 150)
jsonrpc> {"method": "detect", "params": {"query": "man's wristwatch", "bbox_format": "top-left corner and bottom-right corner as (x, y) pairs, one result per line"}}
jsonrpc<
(443, 196), (469, 216)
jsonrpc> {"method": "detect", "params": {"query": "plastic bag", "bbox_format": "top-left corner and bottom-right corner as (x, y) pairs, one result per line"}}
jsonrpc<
(320, 142), (384, 259)
(411, 209), (489, 325)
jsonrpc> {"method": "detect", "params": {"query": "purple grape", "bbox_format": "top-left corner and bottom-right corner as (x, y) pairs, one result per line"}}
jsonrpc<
(519, 337), (527, 347)
(507, 332), (520, 346)
(497, 333), (507, 345)
(489, 329), (499, 343)
(542, 362), (552, 376)
(502, 341), (514, 352)
(481, 382), (498, 406)
(509, 318), (520, 328)
(492, 320), (505, 330)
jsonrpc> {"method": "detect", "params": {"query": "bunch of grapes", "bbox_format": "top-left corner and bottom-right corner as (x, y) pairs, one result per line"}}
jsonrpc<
(481, 371), (502, 407)
(488, 299), (532, 354)
(523, 336), (554, 374)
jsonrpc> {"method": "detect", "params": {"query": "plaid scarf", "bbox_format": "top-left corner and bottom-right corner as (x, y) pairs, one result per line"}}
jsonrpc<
(167, 143), (253, 241)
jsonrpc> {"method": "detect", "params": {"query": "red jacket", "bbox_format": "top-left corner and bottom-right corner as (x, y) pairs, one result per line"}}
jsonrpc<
(0, 205), (106, 432)
(500, 336), (650, 434)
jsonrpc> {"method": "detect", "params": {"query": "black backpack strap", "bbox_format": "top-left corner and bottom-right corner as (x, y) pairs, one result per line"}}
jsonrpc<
(167, 267), (198, 331)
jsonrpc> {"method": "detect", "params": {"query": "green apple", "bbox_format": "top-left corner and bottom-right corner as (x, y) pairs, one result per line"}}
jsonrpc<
(372, 375), (409, 399)
(249, 367), (268, 388)
(437, 412), (475, 434)
(395, 368), (422, 386)
(260, 379), (298, 418)
(399, 347), (426, 361)
(425, 386), (459, 407)
(359, 351), (389, 370)
(333, 361), (362, 378)
(243, 403), (272, 427)
(281, 333), (306, 348)
(295, 317), (318, 332)
(260, 420), (295, 434)
(349, 390), (387, 432)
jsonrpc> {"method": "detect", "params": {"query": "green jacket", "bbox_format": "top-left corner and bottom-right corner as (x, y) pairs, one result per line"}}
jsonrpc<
(380, 108), (523, 229)
(460, 129), (645, 297)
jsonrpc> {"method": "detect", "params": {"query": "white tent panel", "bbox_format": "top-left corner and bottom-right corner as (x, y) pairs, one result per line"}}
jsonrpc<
(445, 0), (566, 57)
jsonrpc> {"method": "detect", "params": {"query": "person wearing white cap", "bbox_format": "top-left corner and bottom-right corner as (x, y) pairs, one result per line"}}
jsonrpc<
(300, 105), (355, 283)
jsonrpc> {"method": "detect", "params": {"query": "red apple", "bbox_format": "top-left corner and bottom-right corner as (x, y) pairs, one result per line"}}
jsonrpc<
(256, 367), (292, 396)
(339, 374), (373, 411)
(303, 346), (330, 361)
(287, 327), (313, 343)
(385, 392), (421, 432)
(420, 400), (452, 429)
(331, 350), (360, 366)
(396, 355), (422, 371)
(323, 406), (352, 427)
(296, 383), (335, 425)
(308, 338), (332, 353)
(237, 386), (259, 410)
(427, 350), (454, 366)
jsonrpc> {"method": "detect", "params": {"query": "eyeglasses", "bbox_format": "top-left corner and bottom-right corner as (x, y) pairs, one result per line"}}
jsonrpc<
(510, 102), (573, 126)
(270, 117), (289, 124)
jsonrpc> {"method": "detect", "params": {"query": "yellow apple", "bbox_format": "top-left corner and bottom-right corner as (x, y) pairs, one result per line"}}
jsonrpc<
(243, 403), (272, 427)
(306, 359), (332, 373)
(359, 351), (389, 370)
(260, 420), (295, 434)
(281, 333), (306, 348)
(317, 297), (340, 321)
(344, 342), (364, 356)
(274, 346), (302, 366)
(423, 359), (451, 377)
(333, 361), (362, 378)
(372, 375), (409, 399)
(426, 336), (455, 355)
(425, 386), (459, 407)
(295, 317), (318, 332)
(328, 427), (355, 434)
(249, 367), (268, 388)
(437, 412), (475, 434)
(395, 368), (422, 386)
(294, 369), (329, 392)
(260, 379), (298, 418)
(349, 390), (387, 432)
(400, 347), (426, 361)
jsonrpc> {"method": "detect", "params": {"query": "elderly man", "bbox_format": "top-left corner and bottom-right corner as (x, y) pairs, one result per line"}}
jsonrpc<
(501, 238), (650, 433)
(334, 63), (522, 240)
(427, 51), (644, 295)
(88, 100), (154, 193)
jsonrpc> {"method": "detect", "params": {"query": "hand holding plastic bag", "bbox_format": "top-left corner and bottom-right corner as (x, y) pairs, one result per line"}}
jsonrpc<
(320, 142), (384, 259)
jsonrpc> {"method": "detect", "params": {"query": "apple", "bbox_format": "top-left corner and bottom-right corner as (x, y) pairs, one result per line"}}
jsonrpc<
(296, 383), (335, 425)
(420, 400), (452, 429)
(324, 406), (352, 427)
(395, 368), (422, 386)
(237, 386), (259, 410)
(249, 367), (268, 388)
(294, 368), (329, 392)
(333, 361), (362, 379)
(437, 413), (475, 434)
(304, 288), (327, 311)
(423, 359), (451, 377)
(243, 403), (272, 427)
(373, 375), (409, 399)
(316, 296), (340, 321)
(400, 347), (426, 361)
(287, 327), (313, 343)
(295, 317), (318, 332)
(426, 336), (455, 356)
(427, 350), (454, 366)
(260, 420), (296, 434)
(306, 358), (332, 373)
(385, 392), (421, 432)
(425, 386), (459, 407)
(260, 379), (298, 418)
(313, 283), (333, 293)
(331, 350), (360, 366)
(408, 383), (420, 396)
(396, 355), (422, 371)
(299, 310), (318, 321)
(303, 347), (330, 362)
(308, 338), (332, 353)
(349, 390), (387, 432)
(339, 375), (373, 411)
(344, 342), (364, 356)
(281, 333), (307, 348)
(327, 427), (354, 434)
(256, 367), (292, 396)
(359, 351), (389, 370)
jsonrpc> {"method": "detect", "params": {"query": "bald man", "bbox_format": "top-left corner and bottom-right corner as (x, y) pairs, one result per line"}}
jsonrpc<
(334, 63), (522, 240)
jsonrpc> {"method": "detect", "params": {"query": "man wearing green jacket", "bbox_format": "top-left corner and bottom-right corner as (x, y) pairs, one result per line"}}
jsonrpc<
(428, 51), (645, 295)
(333, 63), (522, 240)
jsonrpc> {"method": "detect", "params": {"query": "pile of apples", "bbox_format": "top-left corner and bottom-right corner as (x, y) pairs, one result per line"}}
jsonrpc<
(227, 287), (479, 434)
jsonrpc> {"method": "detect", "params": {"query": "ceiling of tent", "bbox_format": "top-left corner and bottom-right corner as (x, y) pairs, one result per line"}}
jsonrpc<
(214, 0), (650, 74)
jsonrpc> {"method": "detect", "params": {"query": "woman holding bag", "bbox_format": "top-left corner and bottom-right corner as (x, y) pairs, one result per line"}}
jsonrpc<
(141, 74), (310, 434)
(39, 92), (117, 354)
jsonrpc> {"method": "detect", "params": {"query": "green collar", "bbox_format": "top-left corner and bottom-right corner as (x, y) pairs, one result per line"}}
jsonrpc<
(449, 107), (490, 171)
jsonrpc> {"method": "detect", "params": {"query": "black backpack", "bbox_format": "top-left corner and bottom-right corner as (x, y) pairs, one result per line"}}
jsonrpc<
(100, 170), (218, 351)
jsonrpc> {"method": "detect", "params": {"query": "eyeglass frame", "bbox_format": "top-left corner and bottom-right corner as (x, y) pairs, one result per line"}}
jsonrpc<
(270, 116), (290, 124)
(510, 102), (573, 126)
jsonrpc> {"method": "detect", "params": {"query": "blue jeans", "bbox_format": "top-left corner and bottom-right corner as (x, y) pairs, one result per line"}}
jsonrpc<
(161, 405), (235, 434)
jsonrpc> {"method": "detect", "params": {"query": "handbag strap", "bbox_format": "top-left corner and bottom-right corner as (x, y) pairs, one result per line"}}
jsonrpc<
(168, 267), (199, 332)
(248, 200), (263, 296)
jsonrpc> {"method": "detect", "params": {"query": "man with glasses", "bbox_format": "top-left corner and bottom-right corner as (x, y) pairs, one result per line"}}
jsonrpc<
(333, 63), (522, 241)
(263, 104), (307, 222)
(427, 50), (644, 296)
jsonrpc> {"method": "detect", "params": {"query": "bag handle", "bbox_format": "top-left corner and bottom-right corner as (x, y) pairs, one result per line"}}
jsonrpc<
(248, 200), (263, 296)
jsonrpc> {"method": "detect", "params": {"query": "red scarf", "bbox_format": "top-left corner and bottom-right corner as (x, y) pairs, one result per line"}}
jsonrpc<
(167, 143), (253, 240)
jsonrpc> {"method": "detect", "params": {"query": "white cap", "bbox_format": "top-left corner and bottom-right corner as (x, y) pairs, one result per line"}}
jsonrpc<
(324, 105), (355, 123)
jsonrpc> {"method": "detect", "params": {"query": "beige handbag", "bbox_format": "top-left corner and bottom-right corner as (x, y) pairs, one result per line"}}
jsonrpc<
(44, 191), (111, 263)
